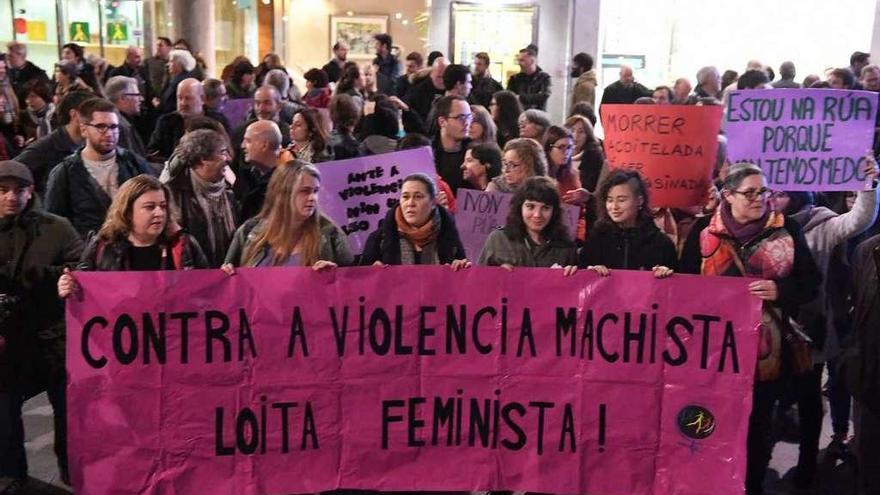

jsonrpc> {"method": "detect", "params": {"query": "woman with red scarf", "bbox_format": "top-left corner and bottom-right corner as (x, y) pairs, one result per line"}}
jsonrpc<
(681, 162), (821, 495)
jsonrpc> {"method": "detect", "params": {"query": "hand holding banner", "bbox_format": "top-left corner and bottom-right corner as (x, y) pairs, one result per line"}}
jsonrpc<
(600, 105), (723, 208)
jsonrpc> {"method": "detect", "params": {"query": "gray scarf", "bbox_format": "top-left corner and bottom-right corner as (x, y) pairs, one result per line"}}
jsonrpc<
(190, 171), (236, 258)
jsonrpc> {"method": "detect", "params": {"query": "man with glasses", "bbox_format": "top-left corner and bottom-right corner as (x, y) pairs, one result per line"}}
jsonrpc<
(45, 98), (154, 237)
(104, 76), (147, 160)
(433, 95), (472, 193)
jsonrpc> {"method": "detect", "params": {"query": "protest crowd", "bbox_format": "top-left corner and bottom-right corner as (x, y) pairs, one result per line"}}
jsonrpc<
(0, 33), (879, 495)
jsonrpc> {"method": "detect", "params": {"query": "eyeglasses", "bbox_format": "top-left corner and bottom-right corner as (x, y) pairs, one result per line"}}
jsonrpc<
(550, 144), (574, 152)
(502, 161), (523, 171)
(732, 187), (770, 201)
(122, 92), (143, 99)
(84, 123), (121, 133)
(446, 113), (473, 124)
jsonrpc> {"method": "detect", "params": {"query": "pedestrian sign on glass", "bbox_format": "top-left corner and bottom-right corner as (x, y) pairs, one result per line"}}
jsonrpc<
(108, 23), (128, 42)
(69, 22), (90, 42)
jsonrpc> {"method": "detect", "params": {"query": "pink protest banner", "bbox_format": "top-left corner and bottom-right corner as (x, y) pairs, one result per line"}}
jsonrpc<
(455, 189), (580, 259)
(317, 147), (436, 254)
(67, 267), (761, 495)
(725, 89), (878, 190)
(601, 104), (723, 208)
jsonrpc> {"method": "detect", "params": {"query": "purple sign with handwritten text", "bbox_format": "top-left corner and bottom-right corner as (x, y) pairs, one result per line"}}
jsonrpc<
(725, 89), (878, 190)
(317, 148), (436, 254)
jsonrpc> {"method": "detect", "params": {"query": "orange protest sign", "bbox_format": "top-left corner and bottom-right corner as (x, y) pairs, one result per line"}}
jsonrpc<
(600, 105), (723, 208)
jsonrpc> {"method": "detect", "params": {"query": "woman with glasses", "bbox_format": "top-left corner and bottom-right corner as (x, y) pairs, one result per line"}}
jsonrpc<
(680, 162), (821, 495)
(486, 138), (547, 193)
(478, 176), (577, 272)
(543, 125), (582, 200)
(578, 169), (677, 277)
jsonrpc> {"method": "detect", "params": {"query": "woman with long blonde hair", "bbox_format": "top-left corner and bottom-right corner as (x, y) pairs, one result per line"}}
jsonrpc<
(223, 160), (352, 270)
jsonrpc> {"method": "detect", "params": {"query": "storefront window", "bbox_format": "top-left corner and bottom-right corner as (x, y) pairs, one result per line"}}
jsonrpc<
(3, 1), (61, 72)
(216, 0), (256, 74)
(2, 0), (144, 71)
(450, 2), (537, 88)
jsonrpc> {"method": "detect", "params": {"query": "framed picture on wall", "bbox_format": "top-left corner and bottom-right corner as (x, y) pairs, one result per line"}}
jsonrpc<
(330, 15), (389, 60)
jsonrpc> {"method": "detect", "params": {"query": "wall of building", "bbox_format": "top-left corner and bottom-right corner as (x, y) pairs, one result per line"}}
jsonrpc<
(284, 0), (429, 78)
(428, 0), (577, 122)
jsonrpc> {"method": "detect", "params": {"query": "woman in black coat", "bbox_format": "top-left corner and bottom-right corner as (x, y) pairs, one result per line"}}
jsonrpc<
(360, 173), (469, 267)
(578, 169), (677, 277)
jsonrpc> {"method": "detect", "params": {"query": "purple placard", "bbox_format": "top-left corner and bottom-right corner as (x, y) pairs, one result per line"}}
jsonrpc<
(455, 189), (580, 260)
(725, 88), (878, 190)
(220, 99), (254, 130)
(317, 147), (436, 254)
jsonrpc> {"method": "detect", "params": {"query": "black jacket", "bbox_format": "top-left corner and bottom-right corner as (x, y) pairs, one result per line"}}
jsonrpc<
(44, 147), (155, 237)
(328, 129), (362, 161)
(600, 81), (652, 106)
(847, 234), (880, 412)
(322, 59), (344, 83)
(158, 71), (193, 115)
(233, 164), (274, 221)
(167, 170), (238, 267)
(360, 207), (466, 265)
(470, 74), (503, 109)
(8, 61), (50, 103)
(506, 70), (552, 110)
(147, 110), (231, 162)
(14, 127), (80, 196)
(77, 231), (208, 271)
(0, 203), (83, 393)
(406, 77), (445, 124)
(579, 219), (678, 271)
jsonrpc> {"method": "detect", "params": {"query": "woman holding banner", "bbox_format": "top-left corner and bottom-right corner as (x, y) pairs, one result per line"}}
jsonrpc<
(680, 162), (821, 495)
(578, 169), (677, 277)
(223, 160), (353, 270)
(361, 173), (469, 268)
(57, 175), (209, 294)
(478, 176), (577, 271)
(486, 138), (547, 193)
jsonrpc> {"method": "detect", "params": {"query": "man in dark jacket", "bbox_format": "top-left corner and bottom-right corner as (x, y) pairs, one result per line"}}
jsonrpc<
(45, 98), (154, 237)
(0, 161), (83, 491)
(373, 33), (401, 80)
(470, 52), (503, 109)
(104, 76), (147, 160)
(14, 91), (92, 196)
(432, 95), (472, 193)
(395, 52), (424, 99)
(507, 47), (551, 111)
(5, 42), (49, 103)
(322, 42), (348, 84)
(600, 65), (652, 107)
(147, 78), (230, 163)
(235, 120), (281, 221)
(406, 58), (448, 125)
